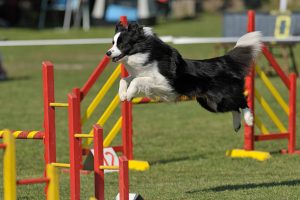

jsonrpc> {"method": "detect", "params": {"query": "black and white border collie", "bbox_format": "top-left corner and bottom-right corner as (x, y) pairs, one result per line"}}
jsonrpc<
(106, 22), (262, 132)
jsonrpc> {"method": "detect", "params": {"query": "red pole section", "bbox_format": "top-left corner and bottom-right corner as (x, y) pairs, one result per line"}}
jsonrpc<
(120, 16), (133, 159)
(120, 16), (128, 27)
(119, 156), (129, 200)
(73, 88), (83, 168)
(121, 64), (133, 160)
(93, 125), (104, 200)
(244, 10), (255, 151)
(80, 56), (111, 100)
(288, 73), (297, 153)
(17, 178), (49, 185)
(42, 61), (56, 164)
(0, 143), (6, 149)
(262, 46), (290, 89)
(42, 61), (56, 194)
(68, 92), (82, 200)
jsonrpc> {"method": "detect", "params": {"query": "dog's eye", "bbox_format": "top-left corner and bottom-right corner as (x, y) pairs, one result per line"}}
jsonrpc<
(112, 41), (114, 45)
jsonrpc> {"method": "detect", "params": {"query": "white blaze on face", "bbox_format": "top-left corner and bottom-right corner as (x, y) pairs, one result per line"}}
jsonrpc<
(108, 32), (122, 58)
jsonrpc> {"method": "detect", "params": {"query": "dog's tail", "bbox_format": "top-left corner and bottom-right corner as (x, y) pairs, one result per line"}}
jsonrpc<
(226, 31), (262, 76)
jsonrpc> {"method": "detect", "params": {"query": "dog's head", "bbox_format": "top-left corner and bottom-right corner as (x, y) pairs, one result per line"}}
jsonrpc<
(106, 22), (153, 62)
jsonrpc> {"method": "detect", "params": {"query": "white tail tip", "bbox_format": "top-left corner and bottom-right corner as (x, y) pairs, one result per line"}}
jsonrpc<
(235, 31), (262, 58)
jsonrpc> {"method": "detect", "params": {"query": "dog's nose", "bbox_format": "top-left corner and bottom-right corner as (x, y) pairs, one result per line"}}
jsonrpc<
(106, 51), (112, 56)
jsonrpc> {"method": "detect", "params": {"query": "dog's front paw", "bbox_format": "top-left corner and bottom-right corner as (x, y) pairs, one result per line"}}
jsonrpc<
(119, 91), (127, 101)
(126, 84), (137, 101)
(126, 93), (134, 101)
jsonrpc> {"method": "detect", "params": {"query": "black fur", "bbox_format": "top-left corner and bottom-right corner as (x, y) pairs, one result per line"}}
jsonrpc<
(114, 22), (259, 114)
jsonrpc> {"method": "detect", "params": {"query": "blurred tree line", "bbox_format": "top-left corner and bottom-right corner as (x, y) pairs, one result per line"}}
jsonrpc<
(1, 0), (300, 28)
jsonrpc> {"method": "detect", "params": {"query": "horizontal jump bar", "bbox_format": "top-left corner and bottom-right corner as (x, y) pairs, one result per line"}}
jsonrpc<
(99, 165), (119, 170)
(51, 163), (71, 168)
(74, 134), (93, 138)
(0, 143), (6, 149)
(50, 102), (69, 107)
(255, 133), (289, 141)
(132, 96), (195, 104)
(0, 130), (44, 139)
(17, 177), (49, 185)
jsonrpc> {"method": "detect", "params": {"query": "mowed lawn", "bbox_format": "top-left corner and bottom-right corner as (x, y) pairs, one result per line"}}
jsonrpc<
(1, 13), (300, 200)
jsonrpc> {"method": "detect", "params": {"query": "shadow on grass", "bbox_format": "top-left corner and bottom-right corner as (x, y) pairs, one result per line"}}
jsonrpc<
(150, 154), (205, 166)
(0, 76), (31, 82)
(186, 179), (300, 194)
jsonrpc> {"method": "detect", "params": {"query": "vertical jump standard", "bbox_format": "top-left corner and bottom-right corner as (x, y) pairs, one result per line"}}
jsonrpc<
(244, 10), (298, 154)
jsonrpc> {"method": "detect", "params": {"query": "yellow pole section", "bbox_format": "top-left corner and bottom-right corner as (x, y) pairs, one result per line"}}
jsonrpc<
(27, 131), (39, 139)
(254, 115), (269, 134)
(255, 89), (287, 132)
(83, 94), (120, 147)
(3, 130), (16, 200)
(81, 65), (121, 124)
(49, 102), (69, 107)
(132, 97), (157, 104)
(12, 131), (22, 138)
(74, 134), (94, 138)
(255, 65), (289, 115)
(51, 163), (71, 168)
(94, 94), (120, 126)
(103, 117), (122, 147)
(47, 164), (60, 200)
(99, 165), (119, 170)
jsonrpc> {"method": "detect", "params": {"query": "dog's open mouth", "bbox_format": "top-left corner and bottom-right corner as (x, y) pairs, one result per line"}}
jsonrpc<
(112, 54), (125, 62)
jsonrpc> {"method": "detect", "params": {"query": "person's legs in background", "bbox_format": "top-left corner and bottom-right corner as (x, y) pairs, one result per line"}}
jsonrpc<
(0, 52), (7, 80)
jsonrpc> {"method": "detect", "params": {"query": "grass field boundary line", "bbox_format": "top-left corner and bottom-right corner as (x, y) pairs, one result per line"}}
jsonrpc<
(1, 36), (300, 46)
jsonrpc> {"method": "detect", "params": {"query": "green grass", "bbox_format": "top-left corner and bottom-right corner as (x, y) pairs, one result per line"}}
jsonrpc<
(1, 13), (300, 199)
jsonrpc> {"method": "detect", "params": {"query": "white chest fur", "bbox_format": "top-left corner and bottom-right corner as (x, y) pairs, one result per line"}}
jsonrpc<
(122, 53), (177, 101)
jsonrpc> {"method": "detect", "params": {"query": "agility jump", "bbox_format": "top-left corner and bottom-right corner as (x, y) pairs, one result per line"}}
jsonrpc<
(227, 10), (299, 160)
(1, 16), (145, 200)
(0, 130), (60, 200)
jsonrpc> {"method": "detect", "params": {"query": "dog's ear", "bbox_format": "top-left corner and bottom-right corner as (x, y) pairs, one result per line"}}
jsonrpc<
(127, 22), (143, 34)
(115, 22), (127, 33)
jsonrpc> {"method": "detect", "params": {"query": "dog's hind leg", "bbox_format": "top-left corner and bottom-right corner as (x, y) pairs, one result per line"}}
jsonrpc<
(242, 108), (253, 126)
(196, 97), (218, 113)
(240, 96), (254, 126)
(232, 110), (241, 132)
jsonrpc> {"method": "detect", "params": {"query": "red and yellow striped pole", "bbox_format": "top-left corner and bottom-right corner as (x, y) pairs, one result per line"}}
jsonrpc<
(0, 130), (44, 139)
